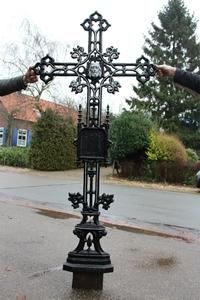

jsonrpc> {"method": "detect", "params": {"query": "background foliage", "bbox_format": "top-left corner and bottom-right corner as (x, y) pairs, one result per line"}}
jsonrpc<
(29, 109), (76, 170)
(109, 111), (154, 161)
(0, 147), (30, 168)
(126, 0), (200, 151)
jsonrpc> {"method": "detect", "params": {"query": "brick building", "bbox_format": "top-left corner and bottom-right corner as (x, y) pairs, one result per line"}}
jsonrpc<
(0, 92), (77, 147)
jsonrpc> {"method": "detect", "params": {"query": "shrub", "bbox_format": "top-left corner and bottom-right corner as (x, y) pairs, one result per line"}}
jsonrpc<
(29, 109), (76, 171)
(147, 132), (188, 183)
(178, 130), (200, 151)
(109, 111), (153, 161)
(0, 147), (30, 167)
(186, 148), (199, 163)
(147, 131), (187, 163)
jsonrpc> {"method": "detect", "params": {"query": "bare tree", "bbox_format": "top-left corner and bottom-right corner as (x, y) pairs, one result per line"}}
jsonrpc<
(1, 19), (72, 101)
(0, 20), (79, 144)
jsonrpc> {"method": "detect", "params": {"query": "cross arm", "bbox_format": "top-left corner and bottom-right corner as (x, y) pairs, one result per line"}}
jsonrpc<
(111, 56), (156, 84)
(33, 54), (79, 84)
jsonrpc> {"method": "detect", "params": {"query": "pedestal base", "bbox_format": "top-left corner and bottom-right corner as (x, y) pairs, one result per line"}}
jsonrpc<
(63, 250), (113, 290)
(72, 271), (103, 289)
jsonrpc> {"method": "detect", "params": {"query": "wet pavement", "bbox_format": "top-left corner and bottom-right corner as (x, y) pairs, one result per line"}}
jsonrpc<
(1, 166), (200, 239)
(1, 198), (200, 300)
(1, 166), (200, 299)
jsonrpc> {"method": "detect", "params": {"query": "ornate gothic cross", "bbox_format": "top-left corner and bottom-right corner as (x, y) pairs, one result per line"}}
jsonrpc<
(33, 11), (155, 290)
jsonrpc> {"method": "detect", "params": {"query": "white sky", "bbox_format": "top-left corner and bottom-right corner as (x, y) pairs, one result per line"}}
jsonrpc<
(0, 0), (200, 113)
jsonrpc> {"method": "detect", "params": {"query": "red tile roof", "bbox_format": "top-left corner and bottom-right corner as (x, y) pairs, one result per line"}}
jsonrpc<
(0, 93), (77, 123)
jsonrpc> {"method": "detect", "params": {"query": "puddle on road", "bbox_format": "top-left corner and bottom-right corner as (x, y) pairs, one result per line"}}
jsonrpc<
(103, 215), (200, 243)
(35, 209), (200, 243)
(36, 209), (79, 219)
(139, 256), (177, 269)
(105, 222), (192, 242)
(155, 256), (177, 267)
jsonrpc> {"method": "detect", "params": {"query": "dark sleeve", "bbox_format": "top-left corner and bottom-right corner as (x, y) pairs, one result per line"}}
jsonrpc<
(0, 76), (27, 96)
(174, 69), (200, 94)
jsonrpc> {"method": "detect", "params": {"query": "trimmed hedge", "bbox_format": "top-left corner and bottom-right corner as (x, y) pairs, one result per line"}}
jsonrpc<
(147, 131), (187, 163)
(29, 109), (76, 171)
(0, 147), (30, 168)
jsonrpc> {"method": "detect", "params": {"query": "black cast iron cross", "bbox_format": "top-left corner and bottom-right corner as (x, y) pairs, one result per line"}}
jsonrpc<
(33, 11), (156, 290)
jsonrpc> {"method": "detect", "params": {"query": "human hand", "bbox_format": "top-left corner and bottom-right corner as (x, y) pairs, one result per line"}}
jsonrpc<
(155, 64), (176, 77)
(23, 67), (38, 84)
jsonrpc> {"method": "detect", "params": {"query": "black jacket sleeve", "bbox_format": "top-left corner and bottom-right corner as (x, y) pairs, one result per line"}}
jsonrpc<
(0, 76), (27, 96)
(174, 69), (200, 94)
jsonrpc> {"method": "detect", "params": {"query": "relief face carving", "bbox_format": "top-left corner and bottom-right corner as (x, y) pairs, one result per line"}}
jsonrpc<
(88, 61), (102, 78)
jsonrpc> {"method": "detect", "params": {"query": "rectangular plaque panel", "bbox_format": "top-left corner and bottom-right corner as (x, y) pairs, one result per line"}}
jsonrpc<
(77, 128), (107, 160)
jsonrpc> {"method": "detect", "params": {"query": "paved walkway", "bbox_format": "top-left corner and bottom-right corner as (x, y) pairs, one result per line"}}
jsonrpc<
(1, 197), (200, 300)
(1, 166), (200, 299)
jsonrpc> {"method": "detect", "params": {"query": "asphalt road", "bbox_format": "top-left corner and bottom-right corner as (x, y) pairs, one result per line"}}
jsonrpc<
(0, 166), (200, 233)
(1, 167), (200, 299)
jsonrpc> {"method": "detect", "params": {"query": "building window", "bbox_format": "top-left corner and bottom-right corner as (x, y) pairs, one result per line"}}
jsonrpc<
(0, 127), (4, 146)
(17, 129), (27, 147)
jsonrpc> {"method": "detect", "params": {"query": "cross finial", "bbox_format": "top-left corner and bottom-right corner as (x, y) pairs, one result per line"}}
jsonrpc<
(81, 11), (111, 32)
